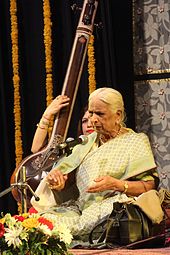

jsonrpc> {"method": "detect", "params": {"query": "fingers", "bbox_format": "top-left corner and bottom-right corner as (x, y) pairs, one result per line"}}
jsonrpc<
(86, 180), (101, 193)
(46, 169), (67, 190)
(43, 95), (70, 117)
(93, 177), (103, 182)
(56, 95), (70, 104)
(87, 176), (113, 193)
(52, 95), (70, 111)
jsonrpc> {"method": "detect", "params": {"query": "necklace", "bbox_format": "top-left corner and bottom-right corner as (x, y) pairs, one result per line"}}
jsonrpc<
(99, 126), (122, 144)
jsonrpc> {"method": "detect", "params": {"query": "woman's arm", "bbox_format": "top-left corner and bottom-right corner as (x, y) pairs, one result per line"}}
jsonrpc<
(87, 175), (156, 197)
(31, 95), (70, 153)
(117, 179), (155, 196)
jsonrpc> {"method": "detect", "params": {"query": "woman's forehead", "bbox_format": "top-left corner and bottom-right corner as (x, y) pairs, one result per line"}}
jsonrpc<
(82, 111), (89, 119)
(89, 98), (108, 110)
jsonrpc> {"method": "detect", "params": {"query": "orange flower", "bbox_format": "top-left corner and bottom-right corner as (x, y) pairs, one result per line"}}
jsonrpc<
(14, 215), (25, 222)
(38, 217), (53, 230)
(28, 207), (38, 214)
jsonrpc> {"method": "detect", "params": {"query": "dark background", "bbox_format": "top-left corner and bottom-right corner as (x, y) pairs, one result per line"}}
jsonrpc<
(0, 0), (134, 214)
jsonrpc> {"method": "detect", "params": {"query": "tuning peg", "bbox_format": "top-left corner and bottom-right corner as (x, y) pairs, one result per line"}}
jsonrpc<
(71, 3), (82, 13)
(94, 22), (103, 30)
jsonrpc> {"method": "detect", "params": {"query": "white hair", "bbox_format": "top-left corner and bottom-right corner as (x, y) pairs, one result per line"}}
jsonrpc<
(88, 87), (126, 126)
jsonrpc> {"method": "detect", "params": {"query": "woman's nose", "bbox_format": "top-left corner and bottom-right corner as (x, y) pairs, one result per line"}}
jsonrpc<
(87, 118), (92, 127)
(90, 114), (98, 123)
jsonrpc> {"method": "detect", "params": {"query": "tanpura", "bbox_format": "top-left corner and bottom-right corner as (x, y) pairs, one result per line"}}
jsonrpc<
(10, 0), (99, 209)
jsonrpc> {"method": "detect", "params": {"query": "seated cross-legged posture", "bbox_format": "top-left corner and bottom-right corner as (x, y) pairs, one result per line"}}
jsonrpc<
(31, 87), (159, 244)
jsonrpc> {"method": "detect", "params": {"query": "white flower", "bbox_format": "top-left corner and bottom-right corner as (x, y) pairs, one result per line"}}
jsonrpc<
(4, 225), (28, 248)
(4, 214), (17, 228)
(53, 223), (72, 245)
(0, 212), (72, 254)
(42, 214), (73, 244)
(29, 213), (41, 219)
(38, 224), (52, 236)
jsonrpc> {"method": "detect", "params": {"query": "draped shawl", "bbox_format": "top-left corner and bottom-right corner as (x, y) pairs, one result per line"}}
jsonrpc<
(31, 130), (157, 236)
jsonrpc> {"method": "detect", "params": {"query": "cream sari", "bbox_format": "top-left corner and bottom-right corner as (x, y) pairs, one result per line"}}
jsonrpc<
(31, 130), (157, 236)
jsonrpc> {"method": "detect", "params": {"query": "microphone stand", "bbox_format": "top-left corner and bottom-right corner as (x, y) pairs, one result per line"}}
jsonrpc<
(0, 137), (87, 213)
(0, 166), (40, 214)
(20, 166), (27, 213)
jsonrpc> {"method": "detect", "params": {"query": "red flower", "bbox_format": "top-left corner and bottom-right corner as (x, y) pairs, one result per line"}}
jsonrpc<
(14, 215), (25, 222)
(38, 217), (53, 230)
(28, 207), (38, 214)
(0, 223), (5, 238)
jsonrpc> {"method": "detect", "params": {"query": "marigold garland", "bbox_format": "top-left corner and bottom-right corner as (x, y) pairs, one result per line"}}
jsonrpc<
(43, 0), (54, 136)
(10, 0), (23, 167)
(88, 34), (96, 94)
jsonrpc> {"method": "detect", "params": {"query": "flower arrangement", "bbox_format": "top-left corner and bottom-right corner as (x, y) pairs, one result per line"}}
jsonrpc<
(0, 209), (73, 255)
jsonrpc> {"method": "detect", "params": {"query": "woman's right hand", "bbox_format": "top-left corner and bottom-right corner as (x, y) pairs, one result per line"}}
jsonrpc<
(46, 168), (68, 190)
(31, 95), (70, 153)
(43, 95), (70, 120)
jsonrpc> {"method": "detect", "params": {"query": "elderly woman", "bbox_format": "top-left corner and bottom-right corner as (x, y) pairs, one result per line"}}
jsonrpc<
(31, 87), (158, 240)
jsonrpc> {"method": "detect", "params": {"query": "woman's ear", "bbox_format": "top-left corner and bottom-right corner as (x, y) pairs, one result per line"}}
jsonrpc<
(116, 110), (122, 117)
(116, 110), (122, 123)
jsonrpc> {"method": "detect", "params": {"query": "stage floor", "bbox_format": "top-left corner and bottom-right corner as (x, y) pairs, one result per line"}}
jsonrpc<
(71, 247), (170, 255)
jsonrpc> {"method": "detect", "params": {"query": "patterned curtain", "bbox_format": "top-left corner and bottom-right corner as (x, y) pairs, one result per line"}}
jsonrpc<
(133, 0), (170, 189)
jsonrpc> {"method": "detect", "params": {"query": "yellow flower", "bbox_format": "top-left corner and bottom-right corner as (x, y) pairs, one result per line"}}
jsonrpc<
(22, 218), (39, 229)
(0, 218), (5, 224)
(21, 213), (29, 219)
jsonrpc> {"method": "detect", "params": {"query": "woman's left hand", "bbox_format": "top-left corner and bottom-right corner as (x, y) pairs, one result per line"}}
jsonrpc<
(46, 168), (68, 190)
(87, 176), (124, 193)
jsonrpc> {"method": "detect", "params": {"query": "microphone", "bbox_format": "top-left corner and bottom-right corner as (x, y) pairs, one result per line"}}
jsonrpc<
(59, 135), (88, 151)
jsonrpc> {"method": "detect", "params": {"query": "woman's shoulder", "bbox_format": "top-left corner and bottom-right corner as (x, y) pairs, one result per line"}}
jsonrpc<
(123, 128), (148, 136)
(122, 128), (150, 142)
(121, 129), (154, 156)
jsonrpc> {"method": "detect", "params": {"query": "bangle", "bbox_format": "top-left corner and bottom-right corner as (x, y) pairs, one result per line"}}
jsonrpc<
(37, 123), (48, 130)
(123, 181), (128, 194)
(43, 115), (50, 121)
(40, 119), (49, 126)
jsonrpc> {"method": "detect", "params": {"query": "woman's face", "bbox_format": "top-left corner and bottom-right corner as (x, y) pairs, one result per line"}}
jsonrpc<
(89, 98), (120, 136)
(82, 111), (94, 135)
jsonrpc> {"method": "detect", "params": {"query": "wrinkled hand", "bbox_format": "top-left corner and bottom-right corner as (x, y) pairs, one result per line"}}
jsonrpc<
(43, 95), (70, 118)
(46, 168), (68, 190)
(87, 176), (124, 193)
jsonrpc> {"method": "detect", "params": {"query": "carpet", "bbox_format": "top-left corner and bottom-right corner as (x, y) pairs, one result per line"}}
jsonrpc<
(70, 247), (170, 255)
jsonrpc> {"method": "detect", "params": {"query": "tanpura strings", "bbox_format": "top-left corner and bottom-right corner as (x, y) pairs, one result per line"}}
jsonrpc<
(10, 0), (23, 167)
